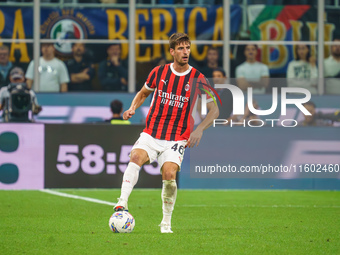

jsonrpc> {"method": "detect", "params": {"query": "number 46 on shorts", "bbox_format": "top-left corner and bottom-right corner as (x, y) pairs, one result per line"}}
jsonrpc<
(171, 143), (184, 155)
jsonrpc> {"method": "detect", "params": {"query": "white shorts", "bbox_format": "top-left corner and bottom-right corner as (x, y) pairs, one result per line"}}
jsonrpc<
(131, 132), (187, 171)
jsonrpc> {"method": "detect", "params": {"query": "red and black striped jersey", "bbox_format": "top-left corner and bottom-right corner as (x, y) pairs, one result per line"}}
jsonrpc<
(143, 63), (210, 141)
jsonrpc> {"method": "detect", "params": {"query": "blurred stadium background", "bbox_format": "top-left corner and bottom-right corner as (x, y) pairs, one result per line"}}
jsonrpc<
(0, 2), (339, 254)
(0, 0), (339, 190)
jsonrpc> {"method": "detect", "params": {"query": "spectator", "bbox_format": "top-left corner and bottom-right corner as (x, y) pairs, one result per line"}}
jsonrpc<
(98, 44), (128, 91)
(245, 0), (283, 4)
(0, 45), (13, 88)
(25, 43), (69, 92)
(199, 47), (220, 78)
(212, 67), (227, 91)
(41, 0), (99, 2)
(324, 38), (340, 95)
(236, 44), (269, 94)
(100, 0), (129, 3)
(287, 44), (318, 95)
(212, 67), (233, 119)
(298, 101), (332, 127)
(105, 99), (131, 125)
(0, 67), (41, 120)
(65, 42), (95, 91)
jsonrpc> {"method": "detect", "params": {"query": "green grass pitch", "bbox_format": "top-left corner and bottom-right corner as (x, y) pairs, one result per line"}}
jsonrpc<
(0, 189), (339, 255)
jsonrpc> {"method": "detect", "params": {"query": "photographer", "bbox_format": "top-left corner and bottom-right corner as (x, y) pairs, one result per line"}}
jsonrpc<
(298, 101), (339, 127)
(0, 67), (41, 122)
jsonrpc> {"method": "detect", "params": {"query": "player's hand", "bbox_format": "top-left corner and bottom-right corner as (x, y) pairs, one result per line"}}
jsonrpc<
(121, 77), (127, 85)
(123, 109), (135, 120)
(81, 68), (90, 80)
(111, 55), (120, 66)
(187, 128), (203, 148)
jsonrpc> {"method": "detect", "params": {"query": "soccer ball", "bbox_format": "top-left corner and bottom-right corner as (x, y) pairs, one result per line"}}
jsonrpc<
(109, 211), (135, 233)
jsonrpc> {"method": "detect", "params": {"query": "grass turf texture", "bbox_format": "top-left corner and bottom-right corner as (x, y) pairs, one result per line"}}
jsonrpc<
(0, 190), (339, 255)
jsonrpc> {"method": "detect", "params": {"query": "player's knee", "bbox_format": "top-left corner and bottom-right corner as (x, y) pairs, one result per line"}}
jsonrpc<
(163, 171), (175, 180)
(130, 150), (147, 166)
(162, 164), (178, 180)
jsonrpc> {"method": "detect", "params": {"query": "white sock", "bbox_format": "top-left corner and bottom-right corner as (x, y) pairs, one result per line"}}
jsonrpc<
(161, 180), (177, 225)
(120, 162), (140, 201)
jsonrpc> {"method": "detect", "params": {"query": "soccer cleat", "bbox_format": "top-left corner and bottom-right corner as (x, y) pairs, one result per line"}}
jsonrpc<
(159, 222), (173, 233)
(113, 198), (128, 212)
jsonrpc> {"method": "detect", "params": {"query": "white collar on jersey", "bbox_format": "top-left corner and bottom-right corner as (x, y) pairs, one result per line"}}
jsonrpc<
(170, 63), (192, 76)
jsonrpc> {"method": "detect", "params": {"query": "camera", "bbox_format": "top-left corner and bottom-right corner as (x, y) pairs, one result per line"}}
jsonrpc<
(315, 111), (340, 122)
(3, 82), (32, 122)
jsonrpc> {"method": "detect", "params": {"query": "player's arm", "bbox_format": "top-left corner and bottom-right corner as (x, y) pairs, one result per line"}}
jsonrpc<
(26, 79), (33, 89)
(236, 77), (251, 91)
(60, 83), (68, 92)
(70, 69), (90, 83)
(123, 85), (153, 120)
(187, 101), (219, 148)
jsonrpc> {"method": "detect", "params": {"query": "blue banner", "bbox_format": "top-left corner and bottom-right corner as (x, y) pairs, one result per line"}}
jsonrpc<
(0, 6), (242, 61)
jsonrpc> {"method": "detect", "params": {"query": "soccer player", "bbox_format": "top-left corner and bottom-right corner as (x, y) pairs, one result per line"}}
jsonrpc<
(113, 33), (219, 233)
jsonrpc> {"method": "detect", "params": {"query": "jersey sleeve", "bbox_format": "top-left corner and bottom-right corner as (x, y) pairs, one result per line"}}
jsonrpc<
(196, 75), (215, 103)
(144, 66), (159, 91)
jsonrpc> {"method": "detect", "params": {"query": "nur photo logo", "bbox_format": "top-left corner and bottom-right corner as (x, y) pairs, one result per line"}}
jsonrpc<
(200, 83), (312, 128)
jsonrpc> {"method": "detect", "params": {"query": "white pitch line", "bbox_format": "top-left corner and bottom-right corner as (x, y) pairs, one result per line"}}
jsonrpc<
(180, 204), (340, 208)
(39, 189), (116, 206)
(39, 190), (340, 209)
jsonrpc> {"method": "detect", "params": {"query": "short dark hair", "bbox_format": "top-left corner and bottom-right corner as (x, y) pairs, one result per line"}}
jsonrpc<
(110, 100), (123, 114)
(107, 43), (120, 52)
(169, 33), (191, 49)
(0, 45), (9, 52)
(41, 42), (53, 47)
(108, 43), (120, 48)
(245, 44), (258, 51)
(207, 46), (219, 53)
(213, 67), (226, 77)
(303, 101), (316, 108)
(71, 42), (85, 48)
